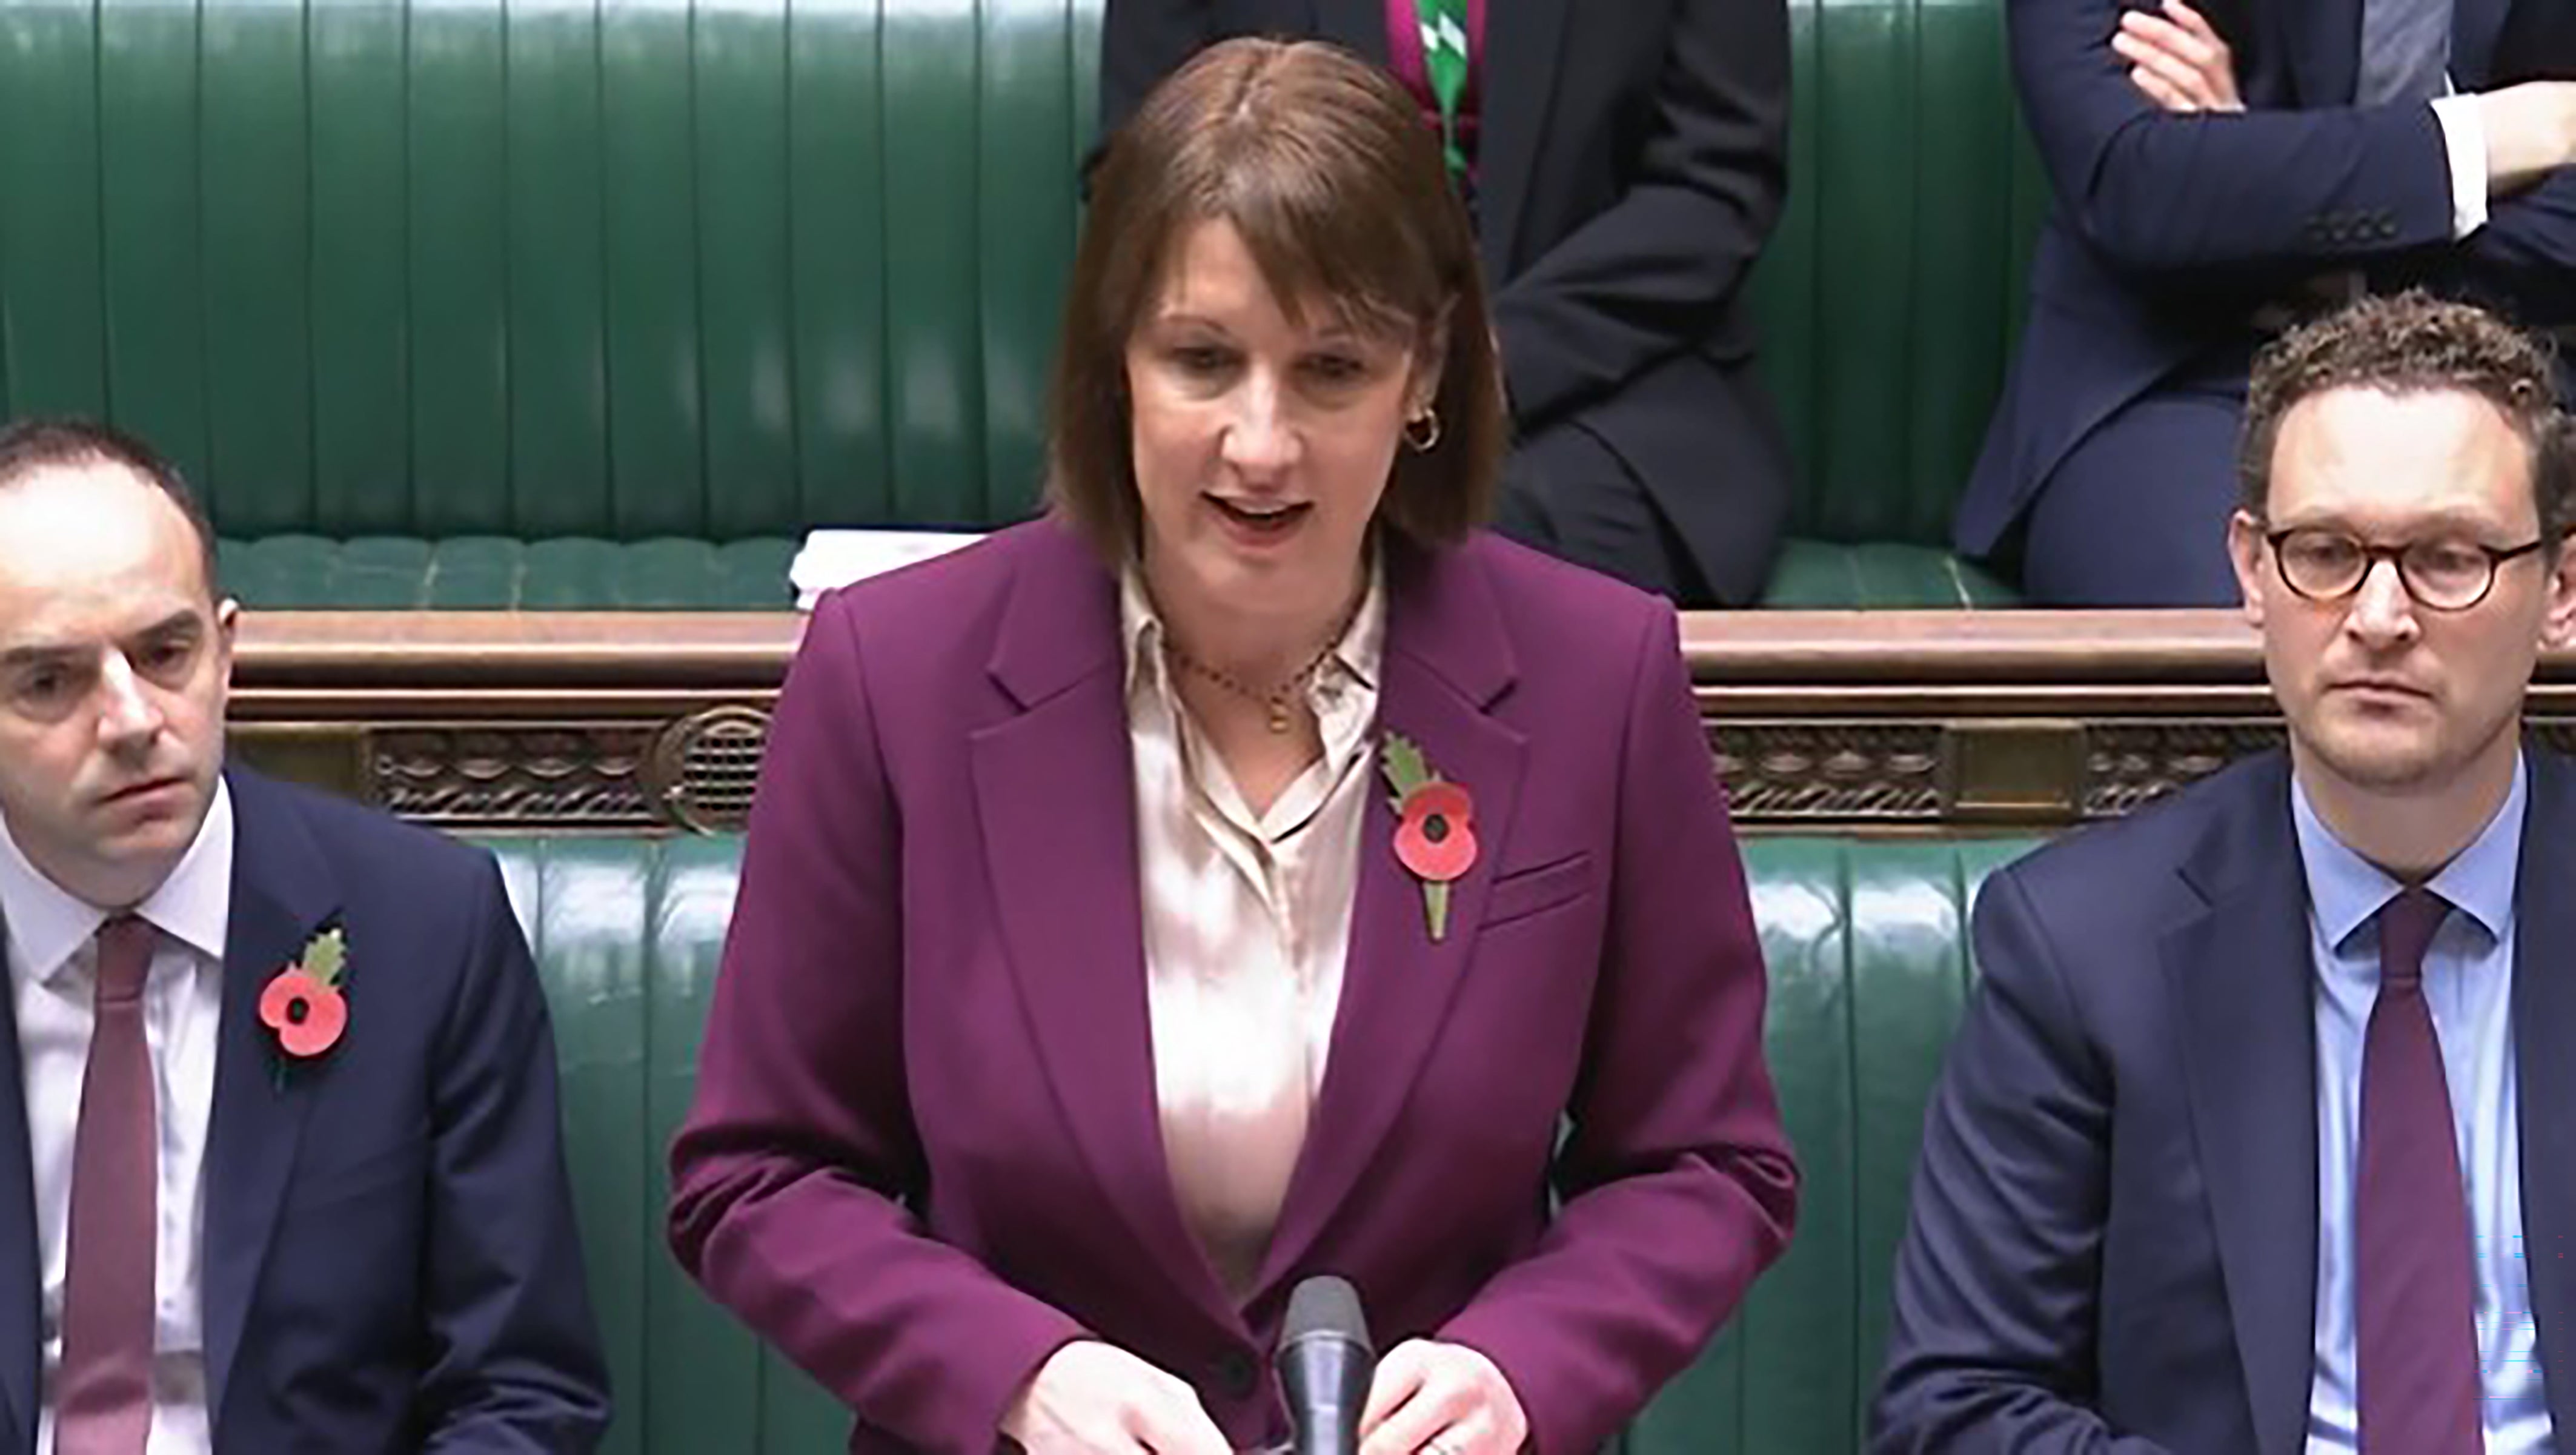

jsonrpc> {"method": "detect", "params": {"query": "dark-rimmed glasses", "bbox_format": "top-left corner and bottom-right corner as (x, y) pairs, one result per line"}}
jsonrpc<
(2265, 527), (2548, 612)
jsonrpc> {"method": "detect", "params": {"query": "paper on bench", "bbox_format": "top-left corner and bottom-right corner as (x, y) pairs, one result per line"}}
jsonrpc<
(792, 529), (984, 608)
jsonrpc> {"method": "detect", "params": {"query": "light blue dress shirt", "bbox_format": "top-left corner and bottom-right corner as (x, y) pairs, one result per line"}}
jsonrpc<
(2296, 753), (2551, 1452)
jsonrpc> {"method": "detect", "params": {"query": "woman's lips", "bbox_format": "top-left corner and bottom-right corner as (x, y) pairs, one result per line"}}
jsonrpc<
(1207, 494), (1312, 541)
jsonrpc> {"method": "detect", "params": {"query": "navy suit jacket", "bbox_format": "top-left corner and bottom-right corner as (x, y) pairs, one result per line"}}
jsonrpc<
(1871, 749), (2576, 1453)
(1954, 0), (2576, 560)
(0, 766), (609, 1454)
(1100, 0), (1795, 603)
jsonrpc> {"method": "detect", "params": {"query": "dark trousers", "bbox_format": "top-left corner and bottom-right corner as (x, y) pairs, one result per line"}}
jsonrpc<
(2017, 362), (2249, 607)
(1492, 422), (1710, 605)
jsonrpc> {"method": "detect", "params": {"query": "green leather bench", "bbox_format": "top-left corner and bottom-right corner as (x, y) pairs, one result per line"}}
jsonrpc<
(494, 830), (2030, 1453)
(0, 0), (2037, 609)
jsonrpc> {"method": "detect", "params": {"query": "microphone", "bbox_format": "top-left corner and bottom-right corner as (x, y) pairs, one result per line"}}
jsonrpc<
(1279, 1275), (1375, 1455)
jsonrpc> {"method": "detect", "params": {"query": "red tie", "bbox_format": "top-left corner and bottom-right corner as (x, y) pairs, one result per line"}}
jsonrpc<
(2356, 887), (2484, 1454)
(53, 915), (157, 1455)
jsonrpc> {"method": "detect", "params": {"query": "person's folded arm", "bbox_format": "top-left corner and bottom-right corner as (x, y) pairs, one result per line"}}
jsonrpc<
(1868, 868), (2171, 1455)
(1492, 0), (1788, 428)
(667, 591), (1087, 1454)
(1438, 601), (1798, 1455)
(2011, 0), (2455, 275)
(2458, 171), (2576, 323)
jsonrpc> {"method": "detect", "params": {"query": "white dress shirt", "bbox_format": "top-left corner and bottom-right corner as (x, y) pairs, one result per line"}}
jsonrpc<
(2429, 89), (2492, 239)
(0, 783), (231, 1455)
(1123, 565), (1385, 1298)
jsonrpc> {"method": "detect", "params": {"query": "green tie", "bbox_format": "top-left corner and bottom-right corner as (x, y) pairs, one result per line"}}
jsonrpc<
(1414, 0), (1471, 188)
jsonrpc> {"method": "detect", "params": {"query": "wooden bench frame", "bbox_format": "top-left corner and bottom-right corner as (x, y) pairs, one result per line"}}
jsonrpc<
(228, 609), (2574, 835)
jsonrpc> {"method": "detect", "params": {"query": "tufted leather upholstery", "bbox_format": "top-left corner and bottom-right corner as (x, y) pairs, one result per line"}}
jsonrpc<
(484, 830), (2031, 1453)
(1753, 0), (2052, 560)
(1, 0), (2030, 607)
(0, 0), (1092, 555)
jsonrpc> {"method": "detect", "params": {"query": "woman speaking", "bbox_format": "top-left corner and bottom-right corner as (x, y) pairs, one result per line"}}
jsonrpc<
(1102, 0), (1796, 608)
(669, 39), (1797, 1455)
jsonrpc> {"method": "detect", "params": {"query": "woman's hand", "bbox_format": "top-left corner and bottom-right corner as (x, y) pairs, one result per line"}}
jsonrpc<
(1356, 1340), (1529, 1455)
(1002, 1341), (1233, 1455)
(2111, 0), (2243, 113)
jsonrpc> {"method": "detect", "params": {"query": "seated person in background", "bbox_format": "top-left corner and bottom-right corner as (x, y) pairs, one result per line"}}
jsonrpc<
(1877, 294), (2576, 1450)
(1957, 0), (2576, 605)
(1099, 0), (1797, 608)
(669, 38), (1798, 1455)
(0, 419), (609, 1452)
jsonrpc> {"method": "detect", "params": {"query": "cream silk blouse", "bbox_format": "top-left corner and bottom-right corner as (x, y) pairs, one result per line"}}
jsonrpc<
(1119, 563), (1387, 1297)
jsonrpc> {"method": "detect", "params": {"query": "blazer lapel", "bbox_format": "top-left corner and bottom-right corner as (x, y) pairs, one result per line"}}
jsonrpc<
(2512, 750), (2576, 1436)
(1251, 543), (1523, 1298)
(2285, 0), (2362, 104)
(969, 529), (1223, 1307)
(1473, 0), (1572, 281)
(2165, 755), (2316, 1455)
(198, 769), (336, 1426)
(0, 906), (35, 1453)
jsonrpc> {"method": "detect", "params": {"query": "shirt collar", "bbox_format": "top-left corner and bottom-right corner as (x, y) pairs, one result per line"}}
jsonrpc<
(0, 778), (235, 987)
(2292, 749), (2524, 954)
(1120, 554), (1389, 706)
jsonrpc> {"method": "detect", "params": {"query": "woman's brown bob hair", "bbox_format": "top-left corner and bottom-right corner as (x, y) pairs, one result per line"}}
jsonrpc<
(1047, 37), (1509, 562)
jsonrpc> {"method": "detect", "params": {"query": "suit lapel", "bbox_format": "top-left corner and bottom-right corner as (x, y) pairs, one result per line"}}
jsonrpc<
(2166, 755), (2317, 1455)
(2285, 0), (2362, 104)
(0, 904), (35, 1453)
(2512, 750), (2576, 1437)
(1251, 543), (1523, 1298)
(198, 769), (336, 1426)
(970, 529), (1225, 1308)
(1473, 0), (1572, 282)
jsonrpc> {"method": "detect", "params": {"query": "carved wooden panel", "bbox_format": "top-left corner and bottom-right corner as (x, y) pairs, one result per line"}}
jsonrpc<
(370, 726), (659, 830)
(222, 611), (2576, 835)
(2081, 720), (2289, 818)
(1707, 723), (1944, 820)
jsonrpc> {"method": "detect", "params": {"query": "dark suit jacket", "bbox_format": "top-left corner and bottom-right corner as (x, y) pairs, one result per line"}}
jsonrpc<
(668, 517), (1798, 1455)
(1871, 749), (2576, 1453)
(1100, 0), (1795, 605)
(0, 767), (609, 1454)
(1954, 0), (2576, 561)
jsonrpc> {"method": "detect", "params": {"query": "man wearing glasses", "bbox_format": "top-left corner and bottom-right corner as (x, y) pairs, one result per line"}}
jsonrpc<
(1872, 291), (2576, 1453)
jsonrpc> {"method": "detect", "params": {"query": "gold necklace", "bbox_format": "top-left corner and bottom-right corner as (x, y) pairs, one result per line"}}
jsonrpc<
(1163, 596), (1364, 734)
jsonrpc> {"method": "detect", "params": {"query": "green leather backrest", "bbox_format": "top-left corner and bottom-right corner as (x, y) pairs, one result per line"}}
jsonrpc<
(0, 0), (1097, 541)
(1, 0), (2038, 555)
(482, 830), (2034, 1454)
(1751, 0), (2052, 548)
(489, 835), (848, 1453)
(1627, 835), (2030, 1455)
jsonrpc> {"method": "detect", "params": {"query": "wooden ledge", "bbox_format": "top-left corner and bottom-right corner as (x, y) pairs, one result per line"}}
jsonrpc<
(222, 609), (2565, 834)
(1680, 609), (2262, 682)
(236, 608), (2271, 687)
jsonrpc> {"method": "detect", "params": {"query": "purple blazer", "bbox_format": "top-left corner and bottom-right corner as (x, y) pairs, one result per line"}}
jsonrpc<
(668, 518), (1796, 1455)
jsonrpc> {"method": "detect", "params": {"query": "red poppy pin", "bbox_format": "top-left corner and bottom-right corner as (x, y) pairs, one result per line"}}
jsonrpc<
(1381, 731), (1478, 942)
(261, 927), (350, 1064)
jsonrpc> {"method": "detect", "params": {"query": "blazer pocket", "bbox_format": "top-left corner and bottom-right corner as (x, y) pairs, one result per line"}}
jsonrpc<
(1479, 851), (1598, 929)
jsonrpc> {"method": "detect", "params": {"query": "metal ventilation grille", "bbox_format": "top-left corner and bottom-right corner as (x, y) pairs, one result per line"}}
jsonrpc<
(653, 708), (772, 834)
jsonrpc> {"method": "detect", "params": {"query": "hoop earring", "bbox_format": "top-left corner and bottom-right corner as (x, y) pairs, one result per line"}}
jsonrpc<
(1403, 408), (1442, 453)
